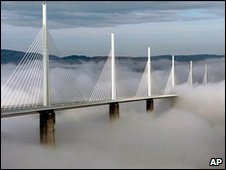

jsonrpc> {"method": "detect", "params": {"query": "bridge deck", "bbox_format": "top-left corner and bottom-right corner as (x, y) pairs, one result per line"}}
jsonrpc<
(1, 94), (178, 118)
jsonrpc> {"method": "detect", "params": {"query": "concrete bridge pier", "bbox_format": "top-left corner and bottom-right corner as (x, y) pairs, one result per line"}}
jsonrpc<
(171, 97), (176, 108)
(109, 103), (119, 120)
(146, 99), (154, 112)
(39, 110), (55, 145)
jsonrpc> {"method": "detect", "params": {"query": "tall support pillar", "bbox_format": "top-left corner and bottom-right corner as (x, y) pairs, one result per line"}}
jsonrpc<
(146, 99), (154, 112)
(40, 2), (54, 146)
(39, 110), (55, 145)
(111, 33), (116, 100)
(109, 103), (119, 120)
(203, 64), (208, 85)
(146, 47), (154, 112)
(42, 2), (50, 106)
(147, 47), (151, 97)
(109, 33), (119, 120)
(188, 61), (193, 85)
(172, 55), (175, 87)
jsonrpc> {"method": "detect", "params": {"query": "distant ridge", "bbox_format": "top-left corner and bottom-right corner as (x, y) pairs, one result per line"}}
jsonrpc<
(1, 49), (225, 64)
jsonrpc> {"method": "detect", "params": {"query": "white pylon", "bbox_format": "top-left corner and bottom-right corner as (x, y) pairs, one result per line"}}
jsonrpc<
(147, 47), (151, 97)
(42, 2), (50, 106)
(203, 64), (208, 85)
(111, 33), (116, 100)
(172, 55), (175, 87)
(188, 61), (193, 85)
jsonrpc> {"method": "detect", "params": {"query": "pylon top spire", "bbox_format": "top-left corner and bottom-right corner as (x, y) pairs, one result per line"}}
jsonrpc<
(42, 1), (47, 27)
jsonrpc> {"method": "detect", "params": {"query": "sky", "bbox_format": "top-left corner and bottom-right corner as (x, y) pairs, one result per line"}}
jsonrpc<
(1, 1), (225, 57)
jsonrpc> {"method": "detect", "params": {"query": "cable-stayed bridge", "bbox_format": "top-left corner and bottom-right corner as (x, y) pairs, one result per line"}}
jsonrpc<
(1, 2), (208, 144)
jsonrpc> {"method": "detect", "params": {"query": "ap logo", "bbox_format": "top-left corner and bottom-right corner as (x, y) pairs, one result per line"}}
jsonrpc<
(209, 158), (223, 166)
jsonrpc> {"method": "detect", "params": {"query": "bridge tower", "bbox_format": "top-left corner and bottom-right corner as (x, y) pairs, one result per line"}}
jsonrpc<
(111, 33), (116, 101)
(109, 33), (119, 120)
(42, 1), (50, 106)
(188, 60), (193, 85)
(40, 2), (55, 145)
(146, 47), (154, 111)
(203, 64), (208, 85)
(172, 55), (175, 87)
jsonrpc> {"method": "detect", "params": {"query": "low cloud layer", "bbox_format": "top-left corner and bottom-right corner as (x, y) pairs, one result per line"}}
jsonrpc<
(1, 81), (225, 168)
(1, 57), (225, 168)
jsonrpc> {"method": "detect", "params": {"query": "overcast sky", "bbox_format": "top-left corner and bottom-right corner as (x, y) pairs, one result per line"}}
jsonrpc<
(1, 1), (225, 56)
